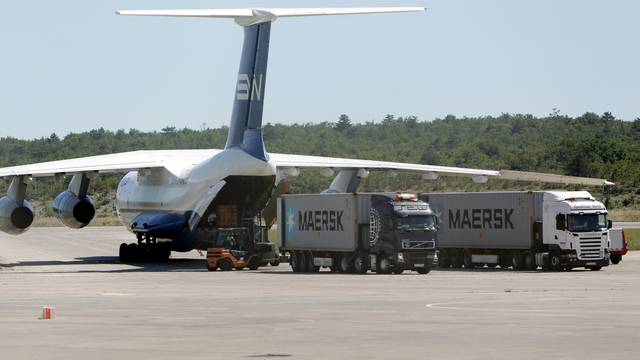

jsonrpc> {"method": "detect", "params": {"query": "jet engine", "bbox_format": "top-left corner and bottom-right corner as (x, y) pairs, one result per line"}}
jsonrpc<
(53, 191), (96, 229)
(0, 196), (34, 235)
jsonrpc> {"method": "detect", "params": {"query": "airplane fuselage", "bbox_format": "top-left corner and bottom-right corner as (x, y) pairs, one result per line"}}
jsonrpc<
(115, 148), (277, 250)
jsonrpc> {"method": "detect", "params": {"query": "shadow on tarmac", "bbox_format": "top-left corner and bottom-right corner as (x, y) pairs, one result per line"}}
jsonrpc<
(0, 256), (209, 273)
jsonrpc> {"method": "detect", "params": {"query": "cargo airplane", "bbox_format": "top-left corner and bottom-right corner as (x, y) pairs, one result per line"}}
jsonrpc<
(0, 7), (613, 262)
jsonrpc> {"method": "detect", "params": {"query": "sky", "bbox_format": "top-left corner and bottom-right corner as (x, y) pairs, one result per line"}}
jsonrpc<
(0, 0), (638, 139)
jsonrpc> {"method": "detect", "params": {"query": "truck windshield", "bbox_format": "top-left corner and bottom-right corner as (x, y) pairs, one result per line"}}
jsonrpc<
(567, 213), (608, 232)
(396, 215), (436, 231)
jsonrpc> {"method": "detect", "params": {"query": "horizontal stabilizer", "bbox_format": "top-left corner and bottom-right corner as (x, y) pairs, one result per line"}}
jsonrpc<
(117, 7), (425, 26)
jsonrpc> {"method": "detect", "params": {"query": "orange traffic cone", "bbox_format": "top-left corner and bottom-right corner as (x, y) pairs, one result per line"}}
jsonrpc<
(41, 305), (56, 320)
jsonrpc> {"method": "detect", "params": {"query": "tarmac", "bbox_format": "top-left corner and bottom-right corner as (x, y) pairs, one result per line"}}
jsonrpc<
(1, 227), (639, 360)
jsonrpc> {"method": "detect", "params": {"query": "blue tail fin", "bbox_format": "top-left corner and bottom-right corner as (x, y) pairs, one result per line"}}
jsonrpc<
(225, 22), (271, 161)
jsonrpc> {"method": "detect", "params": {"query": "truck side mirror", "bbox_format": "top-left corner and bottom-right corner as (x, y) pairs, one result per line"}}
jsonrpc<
(555, 214), (566, 231)
(608, 219), (613, 229)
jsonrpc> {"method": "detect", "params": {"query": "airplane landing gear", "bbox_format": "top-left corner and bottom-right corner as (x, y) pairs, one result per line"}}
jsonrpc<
(119, 233), (171, 263)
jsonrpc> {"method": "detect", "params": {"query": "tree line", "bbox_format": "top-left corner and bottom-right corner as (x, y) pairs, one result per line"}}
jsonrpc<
(1, 112), (638, 211)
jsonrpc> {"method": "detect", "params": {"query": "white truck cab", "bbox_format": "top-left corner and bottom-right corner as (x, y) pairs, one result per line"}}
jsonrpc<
(543, 191), (610, 269)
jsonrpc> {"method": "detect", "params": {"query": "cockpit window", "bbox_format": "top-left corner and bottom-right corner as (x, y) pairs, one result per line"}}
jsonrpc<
(567, 213), (608, 232)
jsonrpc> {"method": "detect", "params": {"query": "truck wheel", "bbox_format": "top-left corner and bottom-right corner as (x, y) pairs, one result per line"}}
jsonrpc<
(549, 252), (562, 271)
(463, 249), (475, 269)
(339, 253), (353, 273)
(437, 249), (450, 268)
(450, 250), (463, 269)
(297, 251), (308, 273)
(523, 251), (536, 270)
(611, 254), (621, 264)
(353, 254), (368, 274)
(219, 258), (233, 271)
(119, 243), (129, 263)
(588, 266), (602, 271)
(498, 253), (511, 269)
(306, 252), (320, 273)
(376, 255), (392, 274)
(289, 252), (298, 272)
(270, 259), (280, 266)
(416, 267), (431, 274)
(392, 266), (404, 275)
(511, 252), (524, 270)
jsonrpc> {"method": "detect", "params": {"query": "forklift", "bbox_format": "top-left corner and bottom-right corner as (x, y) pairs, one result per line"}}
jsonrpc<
(206, 226), (277, 271)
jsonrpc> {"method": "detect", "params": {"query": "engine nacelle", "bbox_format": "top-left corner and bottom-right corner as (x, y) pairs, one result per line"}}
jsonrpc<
(0, 196), (34, 235)
(53, 191), (96, 229)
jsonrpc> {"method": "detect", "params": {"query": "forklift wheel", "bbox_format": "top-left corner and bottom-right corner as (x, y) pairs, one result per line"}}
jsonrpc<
(219, 258), (233, 271)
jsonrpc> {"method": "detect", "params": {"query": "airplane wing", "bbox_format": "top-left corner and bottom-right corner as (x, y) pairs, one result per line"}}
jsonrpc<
(269, 153), (614, 186)
(0, 149), (217, 178)
(0, 149), (613, 186)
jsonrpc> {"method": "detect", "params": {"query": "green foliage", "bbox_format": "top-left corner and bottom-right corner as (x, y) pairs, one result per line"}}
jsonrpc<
(1, 113), (639, 212)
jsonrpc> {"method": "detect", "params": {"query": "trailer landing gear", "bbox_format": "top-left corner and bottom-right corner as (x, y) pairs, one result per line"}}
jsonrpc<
(119, 233), (171, 263)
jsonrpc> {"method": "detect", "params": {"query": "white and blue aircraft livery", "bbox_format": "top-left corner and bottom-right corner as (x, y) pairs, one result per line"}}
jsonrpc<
(0, 7), (613, 261)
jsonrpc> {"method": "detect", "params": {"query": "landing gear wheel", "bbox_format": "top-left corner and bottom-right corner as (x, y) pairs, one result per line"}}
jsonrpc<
(511, 251), (524, 270)
(219, 258), (233, 271)
(416, 267), (431, 274)
(588, 266), (602, 271)
(376, 255), (392, 274)
(549, 252), (562, 271)
(353, 254), (369, 274)
(119, 243), (128, 263)
(127, 243), (138, 262)
(523, 251), (536, 270)
(338, 253), (353, 273)
(463, 249), (475, 269)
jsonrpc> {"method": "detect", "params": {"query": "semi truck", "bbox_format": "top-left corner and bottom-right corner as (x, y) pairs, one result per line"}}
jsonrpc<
(276, 193), (437, 274)
(422, 191), (611, 271)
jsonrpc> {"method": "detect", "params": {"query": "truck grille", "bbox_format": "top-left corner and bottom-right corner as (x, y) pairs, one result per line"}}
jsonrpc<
(402, 240), (435, 250)
(578, 237), (603, 260)
(404, 251), (433, 264)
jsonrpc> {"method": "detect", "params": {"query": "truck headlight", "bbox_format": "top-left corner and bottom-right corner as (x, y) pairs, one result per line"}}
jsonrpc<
(397, 252), (404, 262)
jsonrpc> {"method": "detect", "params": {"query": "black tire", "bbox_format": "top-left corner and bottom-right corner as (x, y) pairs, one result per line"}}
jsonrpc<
(392, 266), (405, 275)
(306, 252), (320, 273)
(438, 249), (451, 268)
(450, 250), (463, 269)
(486, 263), (497, 268)
(289, 252), (299, 272)
(270, 260), (281, 266)
(499, 253), (511, 269)
(127, 243), (139, 262)
(219, 258), (233, 271)
(353, 254), (369, 274)
(416, 267), (431, 274)
(549, 252), (562, 271)
(511, 251), (524, 270)
(338, 253), (353, 273)
(523, 251), (536, 270)
(248, 256), (260, 271)
(376, 254), (392, 274)
(610, 254), (621, 265)
(119, 243), (128, 263)
(297, 251), (307, 273)
(588, 266), (602, 271)
(463, 249), (475, 269)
